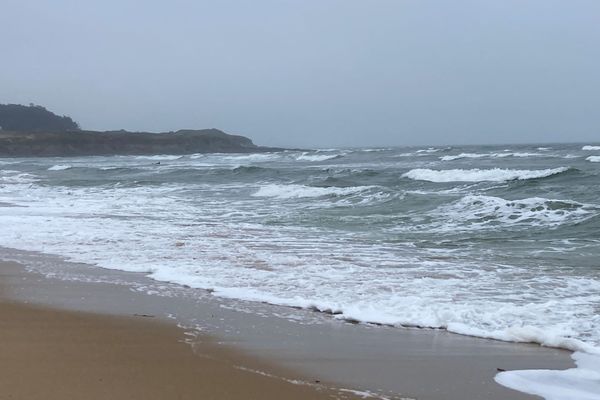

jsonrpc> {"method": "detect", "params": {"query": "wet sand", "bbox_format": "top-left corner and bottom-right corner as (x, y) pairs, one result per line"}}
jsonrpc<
(0, 297), (357, 400)
(1, 251), (575, 400)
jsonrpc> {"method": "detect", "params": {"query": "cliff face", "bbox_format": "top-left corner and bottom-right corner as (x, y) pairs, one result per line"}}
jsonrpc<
(0, 129), (279, 157)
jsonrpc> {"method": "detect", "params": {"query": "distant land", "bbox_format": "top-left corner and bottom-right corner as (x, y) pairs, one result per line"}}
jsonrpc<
(0, 104), (282, 157)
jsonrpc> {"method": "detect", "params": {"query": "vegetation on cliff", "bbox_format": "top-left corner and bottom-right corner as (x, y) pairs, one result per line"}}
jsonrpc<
(0, 129), (278, 157)
(0, 103), (279, 157)
(0, 104), (79, 132)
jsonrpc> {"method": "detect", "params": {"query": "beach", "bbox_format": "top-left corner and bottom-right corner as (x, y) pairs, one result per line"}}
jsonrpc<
(3, 0), (600, 397)
(0, 260), (363, 400)
(0, 254), (575, 400)
(1, 144), (598, 399)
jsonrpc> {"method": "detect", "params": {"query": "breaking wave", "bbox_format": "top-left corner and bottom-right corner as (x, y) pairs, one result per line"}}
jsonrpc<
(133, 155), (183, 161)
(252, 184), (371, 199)
(47, 164), (72, 171)
(295, 153), (342, 162)
(582, 145), (600, 151)
(403, 167), (570, 182)
(432, 195), (599, 230)
(440, 152), (542, 161)
(0, 170), (39, 184)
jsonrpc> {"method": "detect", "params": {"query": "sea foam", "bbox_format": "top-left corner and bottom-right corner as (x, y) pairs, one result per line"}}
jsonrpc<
(495, 352), (600, 400)
(0, 170), (38, 184)
(252, 184), (369, 199)
(403, 167), (569, 182)
(431, 195), (597, 230)
(47, 164), (72, 171)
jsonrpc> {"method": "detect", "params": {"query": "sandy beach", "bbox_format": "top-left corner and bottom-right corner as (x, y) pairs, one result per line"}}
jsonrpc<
(2, 2), (599, 398)
(0, 304), (325, 400)
(0, 251), (576, 400)
(0, 292), (358, 400)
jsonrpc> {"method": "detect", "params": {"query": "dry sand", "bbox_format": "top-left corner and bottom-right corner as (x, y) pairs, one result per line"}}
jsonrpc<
(0, 298), (356, 400)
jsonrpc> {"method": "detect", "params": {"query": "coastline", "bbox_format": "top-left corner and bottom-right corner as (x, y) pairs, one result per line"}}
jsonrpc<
(0, 248), (575, 400)
(0, 260), (365, 400)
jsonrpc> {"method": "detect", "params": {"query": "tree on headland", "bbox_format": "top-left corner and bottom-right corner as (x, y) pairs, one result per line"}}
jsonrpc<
(0, 103), (80, 132)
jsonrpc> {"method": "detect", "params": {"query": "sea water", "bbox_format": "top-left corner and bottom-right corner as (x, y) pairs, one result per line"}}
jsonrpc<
(1, 143), (599, 398)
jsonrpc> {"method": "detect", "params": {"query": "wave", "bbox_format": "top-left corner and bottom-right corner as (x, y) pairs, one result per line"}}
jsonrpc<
(440, 152), (542, 161)
(403, 167), (570, 182)
(99, 166), (138, 171)
(360, 148), (393, 152)
(2, 148), (600, 368)
(231, 165), (269, 174)
(416, 147), (451, 154)
(295, 152), (342, 162)
(0, 170), (38, 184)
(216, 153), (284, 163)
(440, 153), (487, 161)
(47, 164), (72, 171)
(252, 184), (371, 199)
(501, 152), (543, 158)
(582, 145), (600, 151)
(134, 155), (183, 161)
(203, 284), (600, 355)
(1, 181), (599, 357)
(587, 156), (600, 163)
(416, 148), (439, 153)
(432, 195), (598, 229)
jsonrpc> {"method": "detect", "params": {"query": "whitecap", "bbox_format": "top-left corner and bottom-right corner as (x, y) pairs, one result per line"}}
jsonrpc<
(416, 147), (441, 153)
(582, 145), (600, 151)
(402, 167), (569, 182)
(361, 148), (393, 152)
(440, 152), (542, 161)
(252, 184), (370, 199)
(587, 156), (600, 163)
(216, 153), (283, 162)
(440, 153), (487, 161)
(508, 152), (544, 157)
(295, 153), (340, 162)
(430, 195), (597, 229)
(47, 164), (72, 171)
(134, 155), (183, 161)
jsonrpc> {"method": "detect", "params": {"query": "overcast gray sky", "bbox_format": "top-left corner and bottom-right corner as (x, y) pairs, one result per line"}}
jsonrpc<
(1, 1), (599, 147)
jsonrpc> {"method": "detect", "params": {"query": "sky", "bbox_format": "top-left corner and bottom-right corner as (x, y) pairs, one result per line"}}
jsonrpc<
(1, 0), (599, 147)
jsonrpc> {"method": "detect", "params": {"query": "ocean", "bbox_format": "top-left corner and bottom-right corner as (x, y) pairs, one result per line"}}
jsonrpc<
(1, 143), (599, 356)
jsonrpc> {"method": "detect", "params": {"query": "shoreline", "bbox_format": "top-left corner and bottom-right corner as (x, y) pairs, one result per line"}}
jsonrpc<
(0, 247), (576, 399)
(0, 260), (368, 400)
